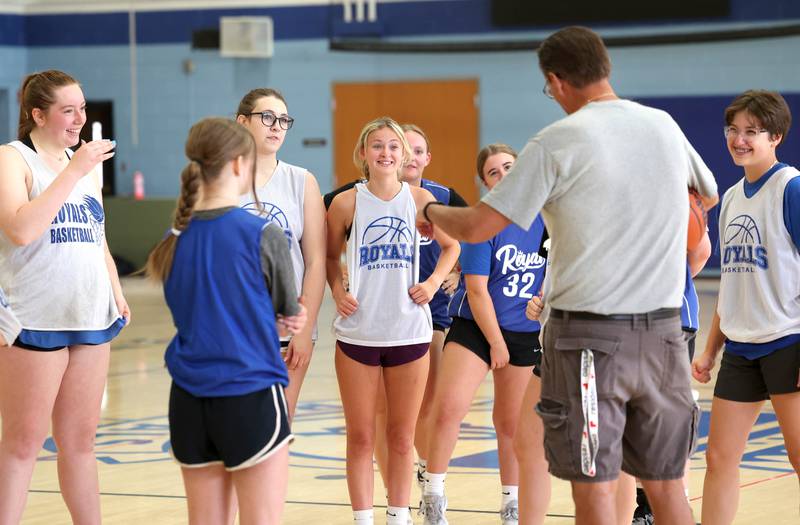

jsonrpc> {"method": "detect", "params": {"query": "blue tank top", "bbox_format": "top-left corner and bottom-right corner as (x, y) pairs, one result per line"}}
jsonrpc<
(680, 263), (699, 331)
(448, 216), (547, 332)
(419, 179), (452, 323)
(164, 208), (286, 397)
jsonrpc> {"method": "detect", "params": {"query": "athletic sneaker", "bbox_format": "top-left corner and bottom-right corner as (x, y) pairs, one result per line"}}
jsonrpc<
(500, 499), (519, 524)
(421, 494), (448, 525)
(416, 467), (426, 491)
(385, 508), (413, 525)
(416, 467), (426, 517)
(632, 487), (655, 525)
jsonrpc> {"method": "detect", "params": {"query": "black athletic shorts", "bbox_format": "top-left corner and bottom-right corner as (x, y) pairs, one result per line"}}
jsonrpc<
(714, 340), (800, 402)
(444, 316), (541, 368)
(169, 382), (293, 471)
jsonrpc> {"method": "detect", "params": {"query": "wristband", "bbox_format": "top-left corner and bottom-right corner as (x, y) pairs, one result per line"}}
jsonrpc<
(423, 201), (444, 223)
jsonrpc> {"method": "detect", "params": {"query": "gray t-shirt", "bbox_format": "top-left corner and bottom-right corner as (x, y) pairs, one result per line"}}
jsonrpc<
(193, 208), (300, 317)
(483, 99), (717, 314)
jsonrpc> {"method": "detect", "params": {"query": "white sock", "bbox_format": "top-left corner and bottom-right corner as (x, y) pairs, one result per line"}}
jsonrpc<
(501, 485), (518, 505)
(424, 471), (446, 496)
(353, 509), (373, 523)
(386, 506), (409, 524)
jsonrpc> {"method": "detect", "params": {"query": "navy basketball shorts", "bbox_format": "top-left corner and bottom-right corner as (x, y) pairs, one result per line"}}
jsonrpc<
(337, 341), (429, 367)
(169, 382), (293, 471)
(444, 316), (542, 368)
(714, 340), (800, 402)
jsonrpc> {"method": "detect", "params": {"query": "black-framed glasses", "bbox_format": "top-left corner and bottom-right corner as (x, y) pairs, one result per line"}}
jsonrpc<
(246, 111), (295, 130)
(542, 80), (554, 99)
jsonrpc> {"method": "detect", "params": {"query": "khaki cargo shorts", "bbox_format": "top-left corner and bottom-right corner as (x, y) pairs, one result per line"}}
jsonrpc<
(536, 309), (699, 482)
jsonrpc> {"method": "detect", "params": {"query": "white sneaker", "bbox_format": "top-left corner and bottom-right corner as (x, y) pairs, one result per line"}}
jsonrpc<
(421, 494), (448, 525)
(385, 507), (413, 525)
(500, 499), (518, 525)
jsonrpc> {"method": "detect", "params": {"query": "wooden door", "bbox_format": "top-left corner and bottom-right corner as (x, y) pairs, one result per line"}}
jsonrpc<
(332, 79), (479, 204)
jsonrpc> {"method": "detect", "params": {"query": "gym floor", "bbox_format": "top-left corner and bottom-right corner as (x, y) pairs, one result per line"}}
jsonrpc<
(20, 277), (796, 524)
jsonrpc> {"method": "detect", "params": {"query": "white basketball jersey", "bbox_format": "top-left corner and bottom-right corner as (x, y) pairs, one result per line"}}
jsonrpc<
(0, 141), (119, 333)
(718, 165), (800, 343)
(334, 182), (432, 346)
(240, 161), (313, 340)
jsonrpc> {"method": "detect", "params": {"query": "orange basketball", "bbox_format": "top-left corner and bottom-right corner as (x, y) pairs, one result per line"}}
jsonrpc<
(688, 190), (707, 251)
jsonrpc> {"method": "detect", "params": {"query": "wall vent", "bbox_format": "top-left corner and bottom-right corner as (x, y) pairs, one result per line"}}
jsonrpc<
(220, 16), (273, 58)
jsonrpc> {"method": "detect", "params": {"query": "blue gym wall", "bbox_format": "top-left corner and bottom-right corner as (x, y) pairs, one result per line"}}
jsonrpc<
(2, 0), (800, 269)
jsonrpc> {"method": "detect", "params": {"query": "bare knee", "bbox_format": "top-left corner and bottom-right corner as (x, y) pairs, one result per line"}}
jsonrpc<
(493, 411), (518, 442)
(705, 443), (740, 473)
(53, 426), (97, 456)
(640, 478), (683, 500)
(1, 432), (47, 462)
(513, 430), (545, 466)
(386, 426), (415, 456)
(347, 429), (375, 458)
(432, 401), (464, 429)
(572, 481), (616, 511)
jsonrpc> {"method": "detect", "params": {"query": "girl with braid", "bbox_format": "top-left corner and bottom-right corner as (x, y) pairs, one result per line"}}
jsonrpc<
(146, 117), (306, 524)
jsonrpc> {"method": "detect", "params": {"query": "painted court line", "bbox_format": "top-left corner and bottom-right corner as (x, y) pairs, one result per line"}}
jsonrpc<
(29, 489), (575, 518)
(689, 471), (796, 502)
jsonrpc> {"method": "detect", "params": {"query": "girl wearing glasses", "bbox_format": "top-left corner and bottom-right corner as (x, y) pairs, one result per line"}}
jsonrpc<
(327, 117), (459, 525)
(693, 90), (800, 525)
(236, 88), (326, 419)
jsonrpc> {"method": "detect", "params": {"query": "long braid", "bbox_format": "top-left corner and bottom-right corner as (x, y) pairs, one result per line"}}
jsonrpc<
(144, 162), (202, 282)
(173, 161), (202, 232)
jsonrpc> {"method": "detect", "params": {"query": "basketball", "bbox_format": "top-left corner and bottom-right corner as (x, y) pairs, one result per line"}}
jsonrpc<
(688, 189), (707, 251)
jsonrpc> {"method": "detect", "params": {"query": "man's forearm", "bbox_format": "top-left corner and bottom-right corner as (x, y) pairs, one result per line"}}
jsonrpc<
(426, 202), (510, 243)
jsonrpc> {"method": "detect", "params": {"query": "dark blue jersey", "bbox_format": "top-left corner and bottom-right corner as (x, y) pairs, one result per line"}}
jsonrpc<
(420, 179), (452, 326)
(449, 216), (547, 332)
(680, 262), (699, 331)
(164, 208), (286, 397)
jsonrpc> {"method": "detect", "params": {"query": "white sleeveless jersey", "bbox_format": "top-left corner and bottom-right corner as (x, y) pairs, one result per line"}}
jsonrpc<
(0, 141), (119, 334)
(718, 165), (800, 343)
(334, 182), (432, 346)
(240, 161), (313, 340)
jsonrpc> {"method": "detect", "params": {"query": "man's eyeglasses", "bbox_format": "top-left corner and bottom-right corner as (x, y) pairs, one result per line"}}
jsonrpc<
(246, 111), (295, 130)
(723, 126), (767, 141)
(542, 80), (554, 99)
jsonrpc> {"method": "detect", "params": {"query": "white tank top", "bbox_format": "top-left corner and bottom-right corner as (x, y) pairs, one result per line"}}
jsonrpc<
(334, 182), (432, 346)
(718, 165), (800, 343)
(240, 161), (314, 340)
(0, 141), (119, 332)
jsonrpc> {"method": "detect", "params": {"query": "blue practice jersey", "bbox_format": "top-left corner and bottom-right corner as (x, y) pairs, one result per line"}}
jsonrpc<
(680, 263), (699, 332)
(420, 179), (453, 327)
(449, 216), (547, 332)
(164, 208), (287, 397)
